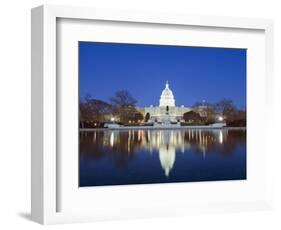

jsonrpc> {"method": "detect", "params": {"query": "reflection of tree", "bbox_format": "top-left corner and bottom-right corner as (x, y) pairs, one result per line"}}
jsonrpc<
(182, 129), (246, 156)
(80, 130), (143, 169)
(139, 129), (246, 176)
(219, 129), (246, 155)
(80, 128), (246, 175)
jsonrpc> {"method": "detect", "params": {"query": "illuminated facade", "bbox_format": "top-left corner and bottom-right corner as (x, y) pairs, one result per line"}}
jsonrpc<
(137, 81), (191, 124)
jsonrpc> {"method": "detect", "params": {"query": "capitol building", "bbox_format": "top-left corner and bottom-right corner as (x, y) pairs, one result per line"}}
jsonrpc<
(137, 81), (192, 124)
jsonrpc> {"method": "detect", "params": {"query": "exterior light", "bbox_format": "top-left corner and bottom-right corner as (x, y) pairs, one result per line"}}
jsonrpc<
(110, 117), (115, 122)
(218, 116), (223, 121)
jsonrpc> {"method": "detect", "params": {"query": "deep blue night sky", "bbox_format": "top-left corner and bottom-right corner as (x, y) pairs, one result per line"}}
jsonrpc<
(79, 42), (246, 108)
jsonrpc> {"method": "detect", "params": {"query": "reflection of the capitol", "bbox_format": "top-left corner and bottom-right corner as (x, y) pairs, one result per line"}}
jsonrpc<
(105, 129), (229, 177)
(141, 129), (228, 177)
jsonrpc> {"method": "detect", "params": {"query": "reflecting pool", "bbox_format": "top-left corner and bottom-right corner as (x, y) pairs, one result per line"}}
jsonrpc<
(79, 128), (246, 187)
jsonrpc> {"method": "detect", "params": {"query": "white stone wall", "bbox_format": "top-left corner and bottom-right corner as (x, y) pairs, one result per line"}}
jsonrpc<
(137, 106), (192, 123)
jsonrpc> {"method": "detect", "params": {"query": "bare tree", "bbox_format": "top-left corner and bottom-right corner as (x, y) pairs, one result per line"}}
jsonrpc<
(110, 90), (137, 108)
(183, 111), (202, 124)
(145, 113), (150, 122)
(79, 95), (112, 127)
(215, 99), (237, 121)
(110, 90), (138, 123)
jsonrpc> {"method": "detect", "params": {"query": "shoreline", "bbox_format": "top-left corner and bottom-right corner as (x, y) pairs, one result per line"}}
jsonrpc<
(80, 126), (246, 131)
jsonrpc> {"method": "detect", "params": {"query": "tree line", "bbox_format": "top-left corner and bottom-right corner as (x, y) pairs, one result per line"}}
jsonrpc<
(79, 90), (143, 128)
(80, 90), (246, 128)
(183, 99), (246, 126)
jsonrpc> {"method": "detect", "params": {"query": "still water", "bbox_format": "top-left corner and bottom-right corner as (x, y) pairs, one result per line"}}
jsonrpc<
(79, 128), (246, 187)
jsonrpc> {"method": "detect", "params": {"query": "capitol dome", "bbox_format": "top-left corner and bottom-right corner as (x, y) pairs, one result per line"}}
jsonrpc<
(159, 81), (175, 107)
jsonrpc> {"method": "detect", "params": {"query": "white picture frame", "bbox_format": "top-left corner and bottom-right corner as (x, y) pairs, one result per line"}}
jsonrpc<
(31, 5), (274, 225)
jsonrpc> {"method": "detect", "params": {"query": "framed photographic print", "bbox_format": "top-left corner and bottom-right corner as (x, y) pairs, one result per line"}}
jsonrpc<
(31, 5), (274, 224)
(78, 42), (247, 187)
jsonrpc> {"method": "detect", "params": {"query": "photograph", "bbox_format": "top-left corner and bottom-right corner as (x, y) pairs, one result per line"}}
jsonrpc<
(79, 42), (247, 187)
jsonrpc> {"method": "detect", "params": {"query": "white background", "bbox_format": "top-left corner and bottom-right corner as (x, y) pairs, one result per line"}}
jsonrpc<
(0, 0), (280, 229)
(58, 18), (267, 215)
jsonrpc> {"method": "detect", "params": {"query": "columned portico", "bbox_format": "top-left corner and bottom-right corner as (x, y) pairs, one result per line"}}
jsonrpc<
(137, 81), (192, 124)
